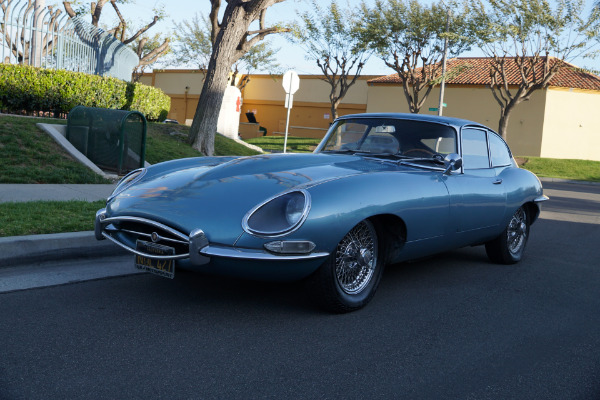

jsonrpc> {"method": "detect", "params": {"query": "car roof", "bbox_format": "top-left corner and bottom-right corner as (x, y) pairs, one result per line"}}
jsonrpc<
(336, 113), (488, 130)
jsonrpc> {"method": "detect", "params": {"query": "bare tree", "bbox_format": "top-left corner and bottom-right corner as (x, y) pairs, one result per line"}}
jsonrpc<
(362, 0), (473, 113)
(170, 12), (280, 91)
(62, 0), (169, 71)
(188, 0), (288, 156)
(470, 0), (600, 139)
(292, 0), (372, 121)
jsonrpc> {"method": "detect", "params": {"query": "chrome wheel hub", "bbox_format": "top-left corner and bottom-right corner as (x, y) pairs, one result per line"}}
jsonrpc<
(335, 220), (378, 295)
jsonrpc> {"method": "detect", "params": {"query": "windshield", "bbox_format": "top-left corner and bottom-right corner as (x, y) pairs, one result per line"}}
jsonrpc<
(318, 118), (457, 158)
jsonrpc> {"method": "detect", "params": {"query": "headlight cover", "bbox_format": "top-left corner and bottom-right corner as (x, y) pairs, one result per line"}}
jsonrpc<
(108, 168), (147, 200)
(243, 190), (311, 237)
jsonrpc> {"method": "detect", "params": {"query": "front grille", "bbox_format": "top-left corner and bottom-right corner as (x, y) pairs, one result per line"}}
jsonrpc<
(102, 216), (190, 259)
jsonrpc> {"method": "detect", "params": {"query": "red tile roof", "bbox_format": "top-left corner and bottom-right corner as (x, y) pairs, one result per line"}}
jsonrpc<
(368, 57), (600, 91)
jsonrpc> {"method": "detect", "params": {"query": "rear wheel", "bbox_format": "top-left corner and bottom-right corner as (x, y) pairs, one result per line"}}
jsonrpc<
(308, 219), (384, 313)
(485, 206), (530, 264)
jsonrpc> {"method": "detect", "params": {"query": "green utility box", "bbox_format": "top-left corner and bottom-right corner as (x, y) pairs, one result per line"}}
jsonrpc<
(67, 106), (147, 175)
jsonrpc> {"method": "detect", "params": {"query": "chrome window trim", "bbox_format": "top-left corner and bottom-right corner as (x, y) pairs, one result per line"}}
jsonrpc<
(242, 189), (311, 238)
(460, 126), (491, 170)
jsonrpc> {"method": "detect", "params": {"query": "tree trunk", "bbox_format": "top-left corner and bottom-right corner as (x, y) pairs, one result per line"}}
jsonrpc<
(498, 108), (511, 140)
(188, 7), (247, 156)
(331, 99), (341, 121)
(189, 57), (231, 156)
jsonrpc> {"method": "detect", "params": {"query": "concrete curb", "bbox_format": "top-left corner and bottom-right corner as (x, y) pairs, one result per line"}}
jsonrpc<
(539, 177), (600, 186)
(0, 231), (127, 268)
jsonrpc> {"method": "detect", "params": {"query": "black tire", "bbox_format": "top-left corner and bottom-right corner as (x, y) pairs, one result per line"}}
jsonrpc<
(485, 206), (530, 264)
(308, 219), (384, 313)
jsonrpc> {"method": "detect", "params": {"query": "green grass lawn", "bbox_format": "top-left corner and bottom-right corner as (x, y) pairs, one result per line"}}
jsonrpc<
(146, 122), (259, 164)
(519, 156), (600, 182)
(246, 136), (321, 153)
(0, 200), (106, 237)
(0, 115), (110, 184)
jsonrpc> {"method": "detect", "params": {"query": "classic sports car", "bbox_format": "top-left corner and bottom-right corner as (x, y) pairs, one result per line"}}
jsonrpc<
(95, 113), (548, 312)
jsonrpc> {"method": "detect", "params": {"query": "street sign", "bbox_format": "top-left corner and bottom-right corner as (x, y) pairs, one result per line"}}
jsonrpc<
(429, 108), (438, 112)
(282, 70), (300, 95)
(282, 70), (300, 153)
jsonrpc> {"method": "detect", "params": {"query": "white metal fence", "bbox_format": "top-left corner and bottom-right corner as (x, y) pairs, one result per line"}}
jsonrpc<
(0, 0), (138, 81)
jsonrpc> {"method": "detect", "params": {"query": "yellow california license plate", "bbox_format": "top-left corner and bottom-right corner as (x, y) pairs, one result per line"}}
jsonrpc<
(135, 240), (175, 279)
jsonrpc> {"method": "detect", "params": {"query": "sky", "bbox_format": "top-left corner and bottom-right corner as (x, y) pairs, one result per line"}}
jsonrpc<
(46, 0), (600, 77)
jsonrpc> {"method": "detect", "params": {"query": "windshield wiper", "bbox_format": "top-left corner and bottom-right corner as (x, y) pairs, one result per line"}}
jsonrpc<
(321, 149), (358, 154)
(398, 154), (446, 165)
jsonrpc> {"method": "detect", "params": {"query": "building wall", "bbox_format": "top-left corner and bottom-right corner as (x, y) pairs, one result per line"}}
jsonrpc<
(240, 75), (373, 138)
(366, 84), (546, 157)
(138, 70), (206, 124)
(540, 87), (600, 161)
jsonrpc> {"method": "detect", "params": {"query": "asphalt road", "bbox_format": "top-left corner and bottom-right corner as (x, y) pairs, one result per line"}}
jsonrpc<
(1, 181), (599, 399)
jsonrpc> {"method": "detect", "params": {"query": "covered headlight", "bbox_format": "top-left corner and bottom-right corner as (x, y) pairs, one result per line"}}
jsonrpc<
(108, 168), (147, 200)
(243, 190), (311, 237)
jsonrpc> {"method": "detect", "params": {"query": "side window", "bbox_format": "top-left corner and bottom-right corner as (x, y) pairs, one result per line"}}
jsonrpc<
(488, 132), (512, 167)
(461, 128), (490, 169)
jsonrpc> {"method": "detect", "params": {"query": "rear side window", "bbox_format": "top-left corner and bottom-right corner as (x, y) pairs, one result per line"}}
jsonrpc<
(489, 132), (512, 167)
(461, 128), (490, 169)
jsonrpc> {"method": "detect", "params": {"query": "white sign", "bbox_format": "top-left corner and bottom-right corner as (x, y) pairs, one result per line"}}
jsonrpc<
(282, 70), (300, 95)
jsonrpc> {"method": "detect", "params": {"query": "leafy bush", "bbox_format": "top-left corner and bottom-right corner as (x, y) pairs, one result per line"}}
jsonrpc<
(0, 64), (170, 121)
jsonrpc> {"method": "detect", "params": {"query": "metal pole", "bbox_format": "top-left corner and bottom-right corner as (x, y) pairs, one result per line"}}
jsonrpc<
(438, 7), (450, 117)
(283, 93), (291, 153)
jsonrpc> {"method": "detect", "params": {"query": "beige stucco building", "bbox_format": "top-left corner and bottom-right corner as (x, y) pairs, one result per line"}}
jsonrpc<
(140, 58), (600, 161)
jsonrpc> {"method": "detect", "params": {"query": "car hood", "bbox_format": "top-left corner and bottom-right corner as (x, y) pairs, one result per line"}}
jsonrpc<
(106, 153), (401, 243)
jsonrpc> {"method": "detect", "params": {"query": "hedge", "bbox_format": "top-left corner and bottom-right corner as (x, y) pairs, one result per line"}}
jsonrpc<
(0, 64), (170, 121)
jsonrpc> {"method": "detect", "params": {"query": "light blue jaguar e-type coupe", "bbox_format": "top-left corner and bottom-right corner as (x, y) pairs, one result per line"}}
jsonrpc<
(95, 113), (548, 312)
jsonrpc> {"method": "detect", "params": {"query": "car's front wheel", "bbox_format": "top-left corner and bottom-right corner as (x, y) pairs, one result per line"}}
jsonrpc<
(308, 219), (384, 313)
(485, 205), (530, 264)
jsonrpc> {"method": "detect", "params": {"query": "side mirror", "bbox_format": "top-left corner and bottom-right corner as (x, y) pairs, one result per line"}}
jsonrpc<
(443, 153), (462, 175)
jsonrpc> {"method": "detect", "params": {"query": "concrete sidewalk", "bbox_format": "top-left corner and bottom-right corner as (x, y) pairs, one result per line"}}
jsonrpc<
(0, 184), (115, 203)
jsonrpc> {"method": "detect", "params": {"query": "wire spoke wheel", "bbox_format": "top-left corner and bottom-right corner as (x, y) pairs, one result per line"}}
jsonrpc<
(485, 205), (530, 264)
(309, 219), (384, 313)
(334, 220), (378, 295)
(507, 207), (528, 255)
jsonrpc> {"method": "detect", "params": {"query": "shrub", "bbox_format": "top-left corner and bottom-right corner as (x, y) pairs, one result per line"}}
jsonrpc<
(0, 64), (170, 121)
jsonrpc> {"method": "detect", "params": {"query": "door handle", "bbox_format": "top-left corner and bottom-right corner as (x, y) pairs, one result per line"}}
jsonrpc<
(493, 179), (503, 185)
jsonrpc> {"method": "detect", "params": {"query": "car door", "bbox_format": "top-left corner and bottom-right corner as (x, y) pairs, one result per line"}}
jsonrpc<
(443, 126), (507, 241)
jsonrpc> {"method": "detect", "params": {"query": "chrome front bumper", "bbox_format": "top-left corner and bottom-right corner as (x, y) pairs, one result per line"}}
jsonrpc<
(95, 209), (329, 265)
